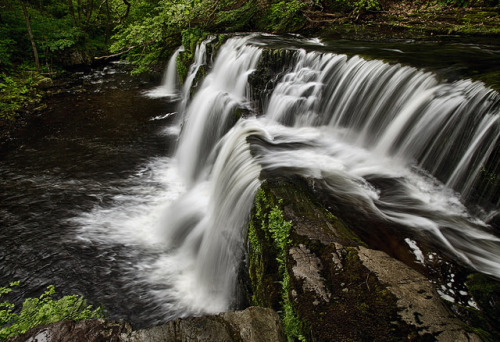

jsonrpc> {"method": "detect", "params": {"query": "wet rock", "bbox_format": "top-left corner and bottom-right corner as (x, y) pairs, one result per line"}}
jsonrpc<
(357, 246), (482, 342)
(8, 319), (131, 342)
(9, 307), (285, 342)
(246, 177), (481, 341)
(34, 78), (53, 89)
(124, 307), (285, 342)
(289, 244), (330, 304)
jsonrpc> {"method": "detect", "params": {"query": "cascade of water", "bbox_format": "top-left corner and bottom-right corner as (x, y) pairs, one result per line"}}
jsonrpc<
(144, 46), (185, 99)
(168, 35), (500, 305)
(174, 120), (265, 312)
(75, 35), (500, 322)
(138, 36), (266, 315)
(176, 35), (262, 186)
(265, 48), (500, 206)
(177, 37), (215, 114)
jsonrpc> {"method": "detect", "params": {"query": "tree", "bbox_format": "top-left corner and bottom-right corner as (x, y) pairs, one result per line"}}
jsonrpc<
(20, 1), (40, 71)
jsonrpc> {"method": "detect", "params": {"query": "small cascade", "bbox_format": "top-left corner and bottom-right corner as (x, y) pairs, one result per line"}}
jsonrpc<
(178, 36), (215, 114)
(175, 35), (262, 186)
(144, 46), (185, 99)
(171, 120), (265, 312)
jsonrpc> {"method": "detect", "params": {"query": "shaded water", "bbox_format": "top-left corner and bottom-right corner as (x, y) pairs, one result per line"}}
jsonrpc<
(1, 36), (499, 328)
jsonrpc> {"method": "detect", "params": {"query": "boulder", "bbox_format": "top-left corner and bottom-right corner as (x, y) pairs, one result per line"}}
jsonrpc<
(246, 177), (481, 341)
(124, 307), (285, 342)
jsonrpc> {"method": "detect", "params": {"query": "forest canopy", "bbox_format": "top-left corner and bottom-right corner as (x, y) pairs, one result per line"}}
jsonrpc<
(0, 0), (499, 76)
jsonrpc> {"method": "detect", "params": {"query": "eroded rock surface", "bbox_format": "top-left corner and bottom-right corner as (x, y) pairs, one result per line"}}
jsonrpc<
(358, 246), (482, 342)
(124, 307), (285, 342)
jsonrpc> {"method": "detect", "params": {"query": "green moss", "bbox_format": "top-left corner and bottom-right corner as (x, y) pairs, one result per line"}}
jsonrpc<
(467, 273), (500, 323)
(247, 188), (282, 309)
(247, 179), (431, 341)
(247, 186), (307, 341)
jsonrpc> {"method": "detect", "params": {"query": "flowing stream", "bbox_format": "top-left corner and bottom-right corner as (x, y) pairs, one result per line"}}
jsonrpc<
(1, 34), (499, 328)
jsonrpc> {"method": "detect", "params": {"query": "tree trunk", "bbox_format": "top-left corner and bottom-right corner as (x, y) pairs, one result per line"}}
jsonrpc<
(84, 0), (94, 29)
(67, 0), (77, 24)
(77, 0), (82, 23)
(20, 1), (40, 72)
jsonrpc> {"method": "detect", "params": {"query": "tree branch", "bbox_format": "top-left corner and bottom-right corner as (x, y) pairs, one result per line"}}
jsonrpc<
(94, 45), (136, 60)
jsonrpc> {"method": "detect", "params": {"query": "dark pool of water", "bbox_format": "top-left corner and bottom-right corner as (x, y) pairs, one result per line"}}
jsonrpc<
(0, 63), (180, 326)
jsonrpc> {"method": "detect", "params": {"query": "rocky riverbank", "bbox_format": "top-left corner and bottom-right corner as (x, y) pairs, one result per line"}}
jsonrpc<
(9, 178), (499, 342)
(244, 178), (499, 341)
(8, 307), (285, 342)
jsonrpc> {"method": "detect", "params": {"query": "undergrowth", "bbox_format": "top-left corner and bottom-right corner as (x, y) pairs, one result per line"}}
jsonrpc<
(0, 73), (41, 122)
(0, 281), (104, 341)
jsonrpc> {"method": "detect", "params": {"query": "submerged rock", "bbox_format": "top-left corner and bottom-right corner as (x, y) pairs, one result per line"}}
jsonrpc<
(8, 307), (285, 342)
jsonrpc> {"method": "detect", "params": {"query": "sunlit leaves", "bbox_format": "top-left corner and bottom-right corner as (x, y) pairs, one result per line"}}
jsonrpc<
(0, 282), (104, 341)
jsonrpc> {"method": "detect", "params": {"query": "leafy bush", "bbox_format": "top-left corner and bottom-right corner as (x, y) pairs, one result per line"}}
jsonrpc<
(325, 0), (381, 15)
(0, 281), (104, 341)
(0, 73), (31, 121)
(263, 0), (308, 32)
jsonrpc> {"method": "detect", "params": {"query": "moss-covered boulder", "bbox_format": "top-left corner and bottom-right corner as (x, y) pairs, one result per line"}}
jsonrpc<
(246, 177), (482, 341)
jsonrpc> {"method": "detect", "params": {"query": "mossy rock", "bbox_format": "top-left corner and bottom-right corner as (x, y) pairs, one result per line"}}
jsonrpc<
(245, 177), (482, 341)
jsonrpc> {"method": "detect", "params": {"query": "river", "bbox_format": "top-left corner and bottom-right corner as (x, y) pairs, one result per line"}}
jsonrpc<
(0, 34), (499, 328)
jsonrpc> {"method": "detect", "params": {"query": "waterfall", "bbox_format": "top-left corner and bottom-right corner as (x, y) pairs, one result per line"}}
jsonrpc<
(176, 35), (262, 186)
(264, 48), (500, 207)
(178, 37), (215, 114)
(76, 34), (500, 321)
(143, 36), (265, 315)
(168, 34), (499, 300)
(144, 46), (185, 99)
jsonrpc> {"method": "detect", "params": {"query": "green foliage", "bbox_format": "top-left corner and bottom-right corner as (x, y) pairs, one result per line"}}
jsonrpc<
(263, 0), (308, 32)
(0, 282), (104, 341)
(214, 1), (261, 32)
(267, 202), (292, 268)
(325, 0), (380, 15)
(181, 27), (208, 54)
(0, 0), (124, 72)
(436, 0), (469, 7)
(0, 37), (15, 69)
(351, 0), (381, 14)
(0, 73), (35, 121)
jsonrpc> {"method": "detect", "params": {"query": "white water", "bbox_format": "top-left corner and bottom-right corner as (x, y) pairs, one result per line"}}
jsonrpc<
(144, 46), (185, 99)
(75, 35), (500, 320)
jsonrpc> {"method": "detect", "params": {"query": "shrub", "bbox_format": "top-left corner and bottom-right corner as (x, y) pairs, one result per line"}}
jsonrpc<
(0, 281), (104, 341)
